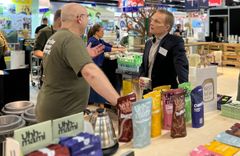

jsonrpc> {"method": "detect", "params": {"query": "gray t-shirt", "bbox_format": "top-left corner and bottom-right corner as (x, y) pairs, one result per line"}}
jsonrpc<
(36, 29), (93, 122)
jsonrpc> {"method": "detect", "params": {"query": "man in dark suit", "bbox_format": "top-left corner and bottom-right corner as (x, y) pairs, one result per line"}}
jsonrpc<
(139, 9), (189, 89)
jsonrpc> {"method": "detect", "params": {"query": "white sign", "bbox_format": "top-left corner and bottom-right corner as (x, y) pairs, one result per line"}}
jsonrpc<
(189, 66), (217, 112)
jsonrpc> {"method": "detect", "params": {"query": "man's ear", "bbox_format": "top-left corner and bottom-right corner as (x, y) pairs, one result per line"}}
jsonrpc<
(78, 19), (82, 24)
(166, 25), (170, 31)
(77, 16), (82, 24)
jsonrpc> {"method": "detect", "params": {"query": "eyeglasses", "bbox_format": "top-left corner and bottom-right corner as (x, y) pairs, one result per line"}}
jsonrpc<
(76, 14), (89, 20)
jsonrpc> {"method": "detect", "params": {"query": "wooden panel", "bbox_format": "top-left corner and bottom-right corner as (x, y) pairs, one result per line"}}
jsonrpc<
(223, 43), (240, 52)
(222, 60), (240, 67)
(222, 43), (240, 67)
(209, 43), (223, 52)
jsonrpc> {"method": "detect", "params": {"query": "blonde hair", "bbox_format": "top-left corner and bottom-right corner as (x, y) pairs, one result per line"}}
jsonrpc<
(0, 31), (9, 52)
(156, 9), (174, 32)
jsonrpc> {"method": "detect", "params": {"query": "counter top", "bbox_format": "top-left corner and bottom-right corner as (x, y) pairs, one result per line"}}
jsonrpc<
(115, 111), (239, 156)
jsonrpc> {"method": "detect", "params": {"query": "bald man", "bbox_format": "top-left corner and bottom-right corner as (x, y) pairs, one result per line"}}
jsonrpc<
(36, 3), (120, 122)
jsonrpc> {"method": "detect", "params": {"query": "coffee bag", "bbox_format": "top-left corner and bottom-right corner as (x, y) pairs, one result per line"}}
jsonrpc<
(132, 98), (152, 148)
(117, 93), (136, 142)
(170, 88), (186, 138)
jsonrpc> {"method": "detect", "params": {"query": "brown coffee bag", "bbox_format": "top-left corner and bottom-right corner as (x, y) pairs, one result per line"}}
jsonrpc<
(117, 92), (136, 142)
(170, 88), (187, 138)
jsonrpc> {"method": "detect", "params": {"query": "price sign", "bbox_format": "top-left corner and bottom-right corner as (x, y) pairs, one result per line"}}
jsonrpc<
(52, 112), (84, 141)
(14, 121), (52, 154)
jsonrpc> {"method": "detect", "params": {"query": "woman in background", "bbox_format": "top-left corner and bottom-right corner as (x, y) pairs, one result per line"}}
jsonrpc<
(87, 24), (125, 67)
(0, 31), (9, 70)
(87, 24), (125, 106)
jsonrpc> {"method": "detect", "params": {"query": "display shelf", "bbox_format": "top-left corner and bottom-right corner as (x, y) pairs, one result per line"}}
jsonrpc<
(184, 42), (212, 55)
(222, 43), (240, 67)
(223, 43), (240, 53)
(209, 43), (223, 53)
(222, 60), (240, 67)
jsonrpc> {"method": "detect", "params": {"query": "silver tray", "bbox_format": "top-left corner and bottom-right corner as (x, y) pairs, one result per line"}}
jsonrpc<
(4, 101), (34, 112)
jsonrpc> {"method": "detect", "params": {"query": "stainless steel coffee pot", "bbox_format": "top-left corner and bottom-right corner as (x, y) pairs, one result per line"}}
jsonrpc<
(89, 108), (118, 149)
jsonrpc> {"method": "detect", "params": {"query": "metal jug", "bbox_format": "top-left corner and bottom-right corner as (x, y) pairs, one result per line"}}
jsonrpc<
(89, 108), (118, 149)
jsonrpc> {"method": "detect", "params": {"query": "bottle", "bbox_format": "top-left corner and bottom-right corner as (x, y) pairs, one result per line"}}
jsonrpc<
(228, 35), (231, 43)
(235, 35), (238, 43)
(230, 35), (233, 43)
(234, 35), (238, 43)
(219, 33), (223, 42)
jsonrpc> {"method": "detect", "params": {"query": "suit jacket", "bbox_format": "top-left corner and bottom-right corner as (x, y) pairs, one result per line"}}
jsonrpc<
(139, 33), (189, 89)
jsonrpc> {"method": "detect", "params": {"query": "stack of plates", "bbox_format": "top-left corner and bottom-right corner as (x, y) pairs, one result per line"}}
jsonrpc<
(2, 101), (34, 115)
(21, 107), (37, 125)
(0, 115), (25, 143)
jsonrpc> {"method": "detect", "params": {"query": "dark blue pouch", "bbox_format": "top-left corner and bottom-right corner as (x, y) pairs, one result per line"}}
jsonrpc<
(190, 86), (204, 128)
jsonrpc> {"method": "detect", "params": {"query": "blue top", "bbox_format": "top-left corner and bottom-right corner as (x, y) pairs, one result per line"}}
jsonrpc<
(88, 36), (112, 66)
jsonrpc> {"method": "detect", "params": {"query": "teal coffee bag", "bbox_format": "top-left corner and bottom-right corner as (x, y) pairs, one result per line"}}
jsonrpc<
(132, 98), (152, 148)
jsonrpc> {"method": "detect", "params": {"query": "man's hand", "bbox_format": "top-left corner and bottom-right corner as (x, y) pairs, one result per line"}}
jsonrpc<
(139, 77), (151, 90)
(87, 43), (105, 58)
(33, 50), (44, 58)
(139, 78), (145, 88)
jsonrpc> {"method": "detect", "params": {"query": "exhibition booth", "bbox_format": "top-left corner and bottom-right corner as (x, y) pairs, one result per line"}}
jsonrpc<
(0, 0), (240, 156)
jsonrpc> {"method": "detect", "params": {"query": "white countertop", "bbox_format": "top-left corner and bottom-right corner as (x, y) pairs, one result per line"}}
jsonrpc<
(115, 111), (239, 156)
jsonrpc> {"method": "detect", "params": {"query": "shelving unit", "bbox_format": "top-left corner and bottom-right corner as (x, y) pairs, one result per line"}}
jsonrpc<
(184, 42), (240, 67)
(208, 43), (223, 53)
(222, 43), (240, 67)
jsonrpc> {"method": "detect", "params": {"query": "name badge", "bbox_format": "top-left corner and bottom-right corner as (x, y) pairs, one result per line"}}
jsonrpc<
(158, 47), (168, 56)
